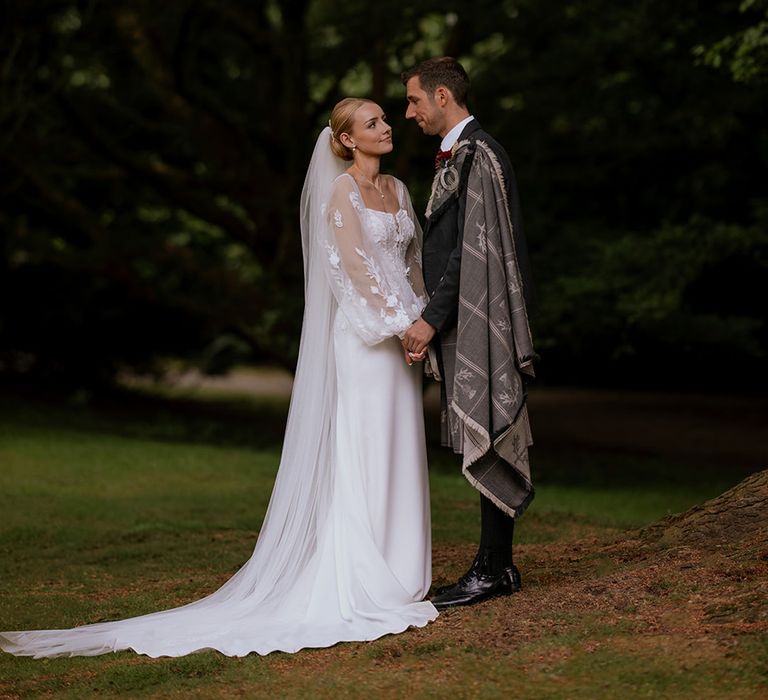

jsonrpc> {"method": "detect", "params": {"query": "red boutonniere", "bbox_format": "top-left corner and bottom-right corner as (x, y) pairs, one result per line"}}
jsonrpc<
(434, 148), (453, 170)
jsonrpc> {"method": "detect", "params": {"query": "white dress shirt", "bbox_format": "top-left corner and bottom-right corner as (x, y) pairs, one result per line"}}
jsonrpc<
(440, 115), (475, 151)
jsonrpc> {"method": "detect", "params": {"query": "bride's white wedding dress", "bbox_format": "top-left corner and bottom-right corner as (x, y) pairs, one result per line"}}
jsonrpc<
(0, 130), (438, 658)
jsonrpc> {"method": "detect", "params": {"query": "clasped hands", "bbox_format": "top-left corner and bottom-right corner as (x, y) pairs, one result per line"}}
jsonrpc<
(401, 318), (437, 366)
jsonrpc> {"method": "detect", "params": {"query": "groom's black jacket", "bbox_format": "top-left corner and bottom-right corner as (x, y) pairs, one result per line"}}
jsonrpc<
(421, 119), (534, 333)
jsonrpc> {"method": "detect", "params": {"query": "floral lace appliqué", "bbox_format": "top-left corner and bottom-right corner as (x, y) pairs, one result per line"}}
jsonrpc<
(354, 246), (411, 328)
(348, 191), (363, 212)
(324, 178), (426, 344)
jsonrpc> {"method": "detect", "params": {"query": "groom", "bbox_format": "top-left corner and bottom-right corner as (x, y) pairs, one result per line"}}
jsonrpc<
(402, 57), (537, 609)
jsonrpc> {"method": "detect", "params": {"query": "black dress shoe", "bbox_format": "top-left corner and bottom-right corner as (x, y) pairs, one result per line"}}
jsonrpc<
(432, 580), (455, 597)
(430, 564), (521, 609)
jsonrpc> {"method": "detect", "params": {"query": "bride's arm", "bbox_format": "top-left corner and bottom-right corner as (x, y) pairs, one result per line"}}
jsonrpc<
(399, 180), (428, 303)
(322, 176), (424, 346)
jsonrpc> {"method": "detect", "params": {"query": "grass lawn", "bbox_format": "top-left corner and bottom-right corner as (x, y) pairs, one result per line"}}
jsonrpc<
(0, 387), (764, 699)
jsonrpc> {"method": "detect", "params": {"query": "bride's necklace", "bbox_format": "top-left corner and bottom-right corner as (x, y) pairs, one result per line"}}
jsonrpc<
(352, 167), (401, 235)
(353, 168), (386, 203)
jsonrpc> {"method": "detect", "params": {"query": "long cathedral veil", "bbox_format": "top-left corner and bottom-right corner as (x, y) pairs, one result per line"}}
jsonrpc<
(208, 126), (348, 603)
(0, 128), (352, 658)
(190, 127), (348, 606)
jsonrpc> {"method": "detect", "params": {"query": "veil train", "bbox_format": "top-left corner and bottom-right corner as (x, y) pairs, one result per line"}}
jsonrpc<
(0, 128), (437, 659)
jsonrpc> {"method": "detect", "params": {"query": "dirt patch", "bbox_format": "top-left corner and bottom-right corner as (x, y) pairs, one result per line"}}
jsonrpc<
(390, 472), (768, 678)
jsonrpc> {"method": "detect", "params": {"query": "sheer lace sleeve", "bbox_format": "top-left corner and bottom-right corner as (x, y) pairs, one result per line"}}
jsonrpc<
(322, 174), (425, 345)
(398, 179), (427, 303)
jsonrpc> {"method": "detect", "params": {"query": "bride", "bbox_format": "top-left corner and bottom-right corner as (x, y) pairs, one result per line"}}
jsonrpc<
(0, 98), (439, 658)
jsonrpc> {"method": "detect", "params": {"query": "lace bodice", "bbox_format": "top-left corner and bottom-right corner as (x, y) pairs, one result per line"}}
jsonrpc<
(360, 201), (415, 282)
(322, 174), (427, 345)
(360, 200), (413, 249)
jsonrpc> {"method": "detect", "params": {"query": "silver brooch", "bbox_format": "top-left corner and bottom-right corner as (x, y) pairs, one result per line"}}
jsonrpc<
(439, 164), (459, 192)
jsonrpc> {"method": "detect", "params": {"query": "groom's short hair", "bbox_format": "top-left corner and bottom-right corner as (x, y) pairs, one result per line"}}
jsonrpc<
(401, 57), (470, 107)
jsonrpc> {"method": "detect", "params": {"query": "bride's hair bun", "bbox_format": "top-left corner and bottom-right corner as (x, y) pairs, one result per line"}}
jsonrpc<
(329, 97), (373, 161)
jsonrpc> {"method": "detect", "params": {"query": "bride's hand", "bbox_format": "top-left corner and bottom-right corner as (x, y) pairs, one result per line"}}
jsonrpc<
(408, 348), (427, 362)
(401, 339), (426, 365)
(403, 346), (427, 367)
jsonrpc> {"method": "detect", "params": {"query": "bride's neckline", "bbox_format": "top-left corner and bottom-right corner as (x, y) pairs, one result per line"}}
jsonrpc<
(340, 173), (405, 216)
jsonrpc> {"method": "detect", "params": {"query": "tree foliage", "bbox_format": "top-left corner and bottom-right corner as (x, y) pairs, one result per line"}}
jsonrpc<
(0, 0), (765, 388)
(695, 0), (768, 84)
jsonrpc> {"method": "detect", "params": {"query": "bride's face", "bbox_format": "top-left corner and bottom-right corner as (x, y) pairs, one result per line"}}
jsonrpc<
(342, 103), (393, 157)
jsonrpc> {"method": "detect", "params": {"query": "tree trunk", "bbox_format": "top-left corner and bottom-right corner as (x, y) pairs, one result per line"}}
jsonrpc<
(640, 469), (768, 558)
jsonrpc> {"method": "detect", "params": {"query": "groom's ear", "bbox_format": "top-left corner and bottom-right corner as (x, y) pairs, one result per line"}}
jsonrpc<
(434, 86), (450, 107)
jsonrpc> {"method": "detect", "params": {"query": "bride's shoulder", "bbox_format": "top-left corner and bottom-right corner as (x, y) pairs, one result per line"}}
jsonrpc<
(332, 172), (355, 186)
(330, 172), (356, 197)
(384, 175), (410, 204)
(383, 174), (408, 193)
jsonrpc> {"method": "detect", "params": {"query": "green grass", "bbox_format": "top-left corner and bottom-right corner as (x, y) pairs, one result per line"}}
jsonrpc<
(0, 389), (760, 698)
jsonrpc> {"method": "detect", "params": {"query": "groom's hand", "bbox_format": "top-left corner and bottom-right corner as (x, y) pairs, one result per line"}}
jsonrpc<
(403, 319), (436, 355)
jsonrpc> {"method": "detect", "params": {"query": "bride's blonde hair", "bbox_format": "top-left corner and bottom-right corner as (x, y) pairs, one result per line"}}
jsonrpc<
(329, 97), (374, 161)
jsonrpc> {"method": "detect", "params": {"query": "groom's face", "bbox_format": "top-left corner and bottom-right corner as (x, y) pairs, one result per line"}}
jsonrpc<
(405, 76), (444, 137)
